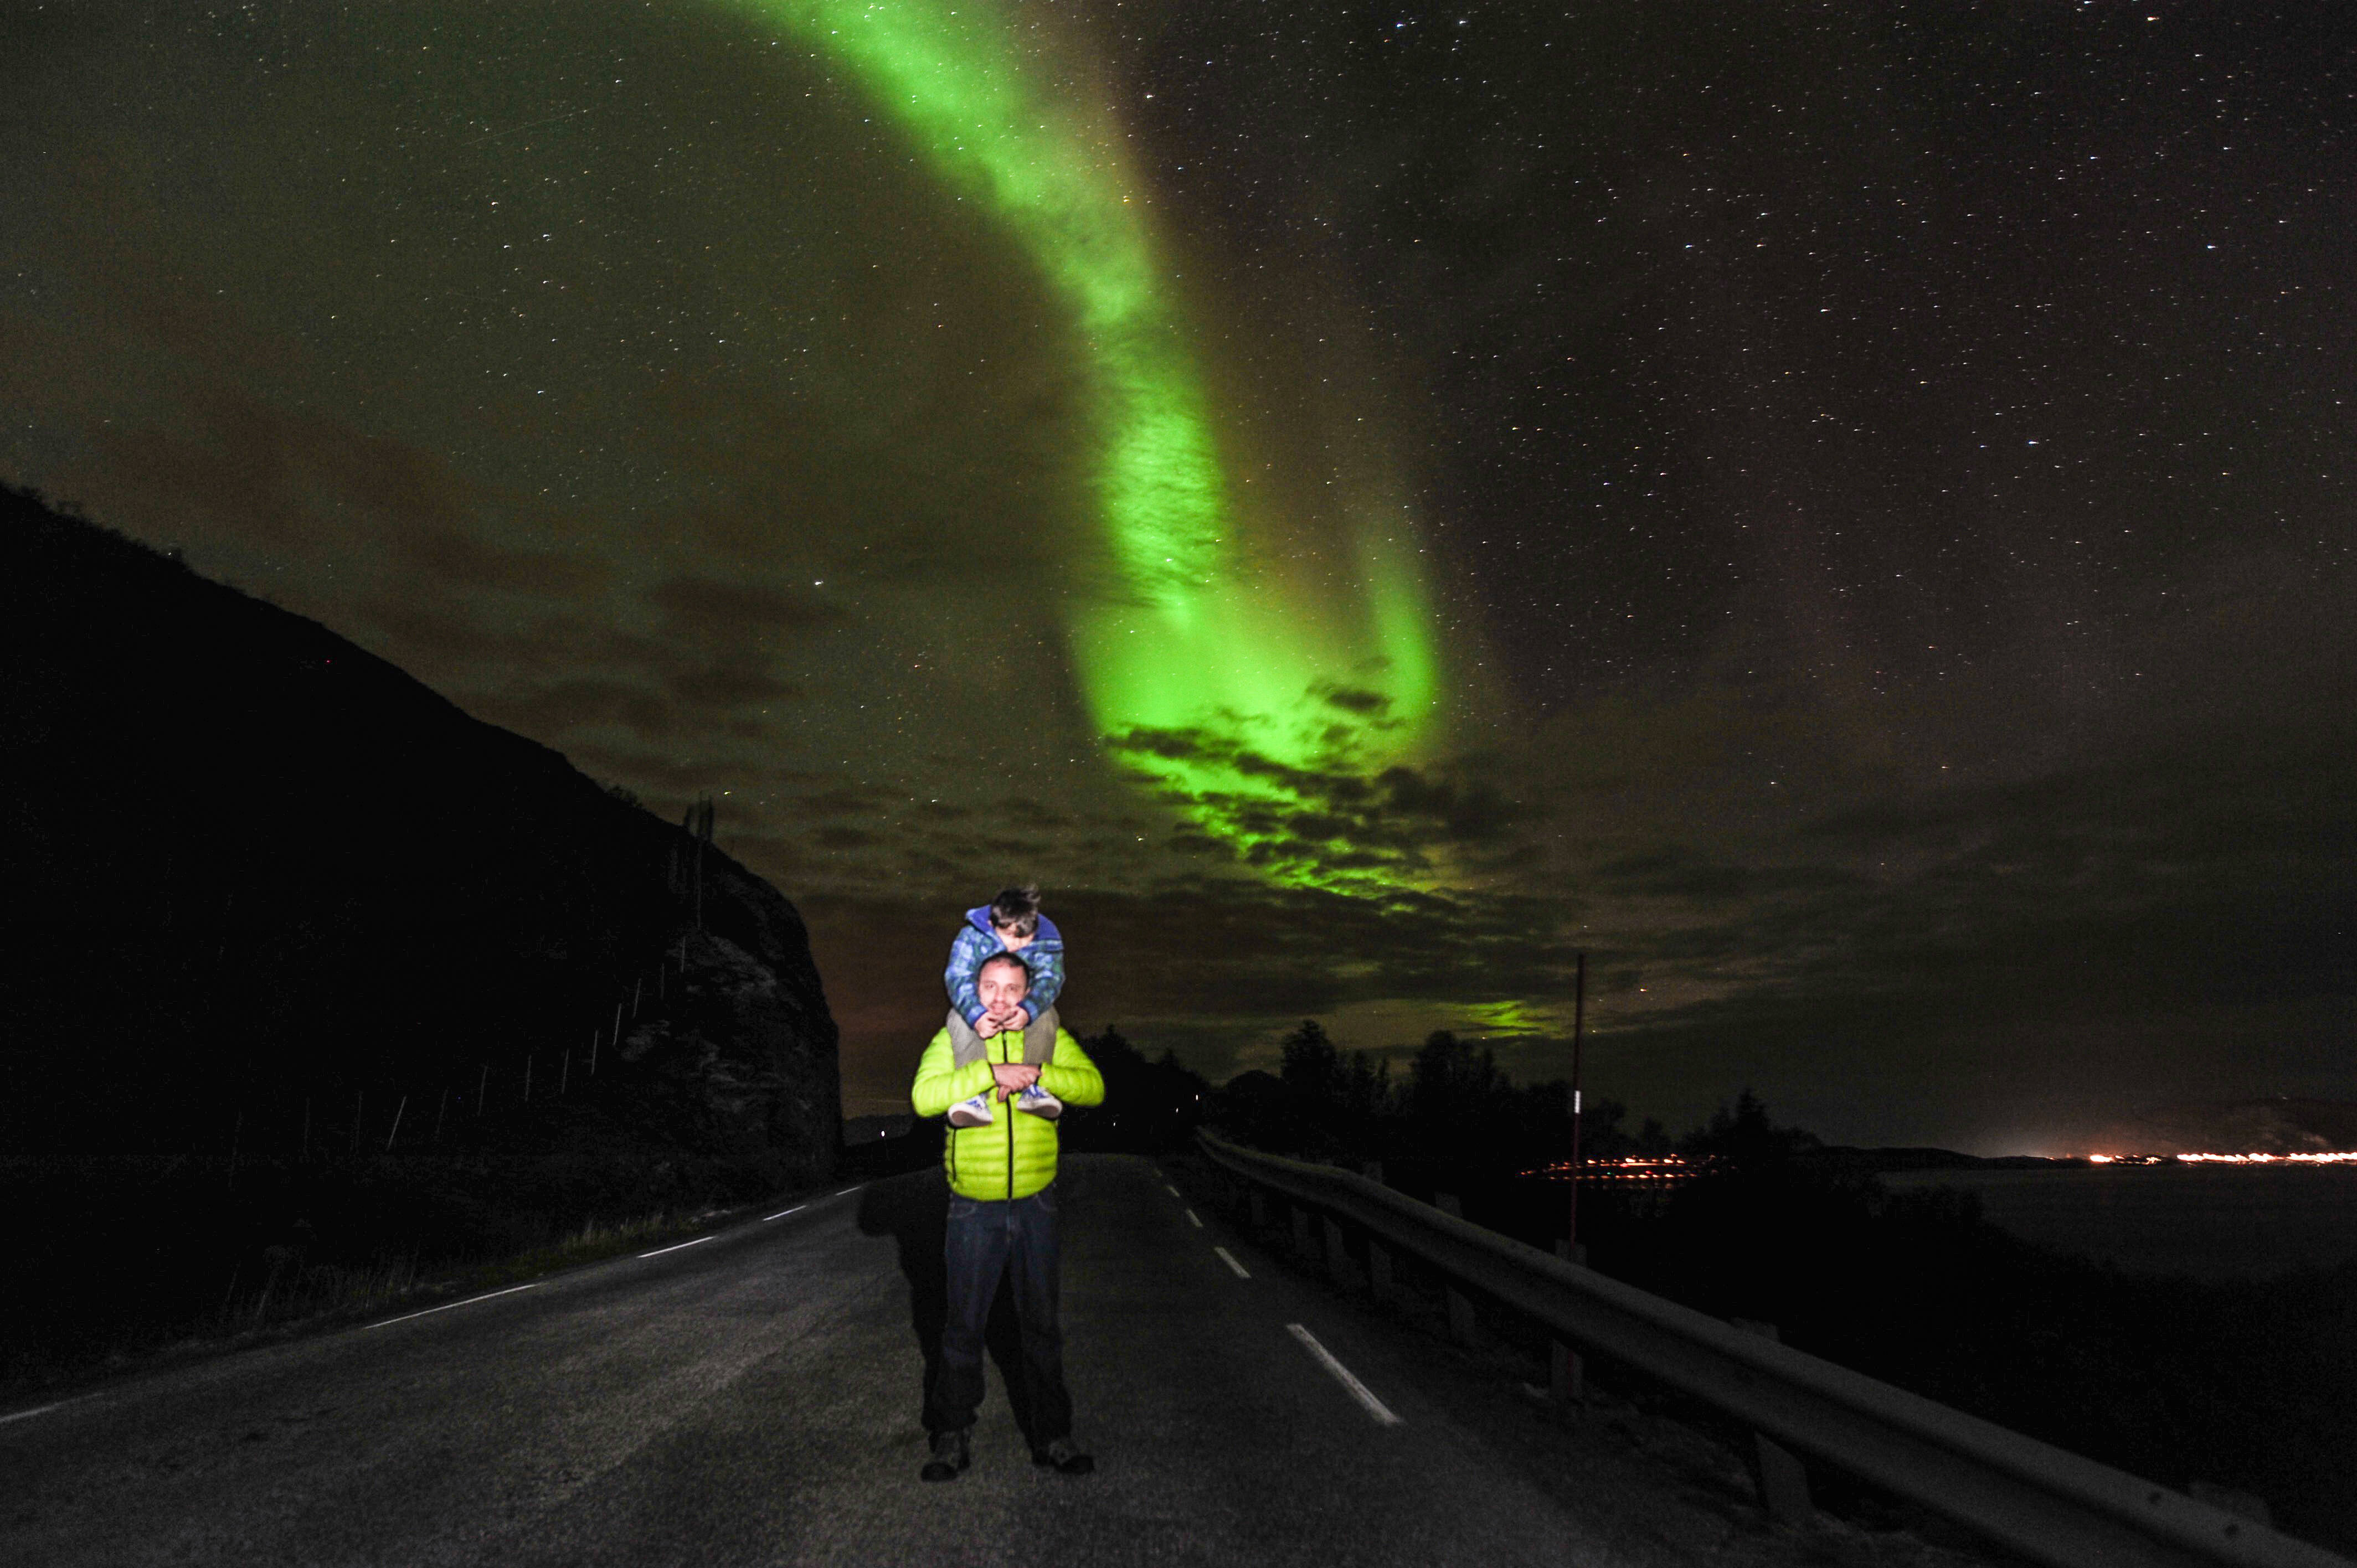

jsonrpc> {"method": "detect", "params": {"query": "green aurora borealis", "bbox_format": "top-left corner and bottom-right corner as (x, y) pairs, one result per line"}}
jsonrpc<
(10, 0), (2354, 1150)
(727, 0), (1443, 888)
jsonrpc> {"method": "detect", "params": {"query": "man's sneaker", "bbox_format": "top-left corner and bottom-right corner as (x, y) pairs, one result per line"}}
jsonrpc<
(920, 1427), (971, 1482)
(1015, 1083), (1063, 1121)
(946, 1093), (994, 1128)
(1032, 1437), (1094, 1475)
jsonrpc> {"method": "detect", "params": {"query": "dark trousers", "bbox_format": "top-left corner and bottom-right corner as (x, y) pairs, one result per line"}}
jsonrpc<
(927, 1182), (1071, 1443)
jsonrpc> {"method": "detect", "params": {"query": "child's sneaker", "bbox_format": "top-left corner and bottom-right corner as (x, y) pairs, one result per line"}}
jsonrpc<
(1015, 1083), (1063, 1121)
(947, 1092), (994, 1128)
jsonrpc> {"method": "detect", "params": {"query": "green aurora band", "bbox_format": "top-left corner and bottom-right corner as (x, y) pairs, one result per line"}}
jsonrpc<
(727, 0), (1444, 886)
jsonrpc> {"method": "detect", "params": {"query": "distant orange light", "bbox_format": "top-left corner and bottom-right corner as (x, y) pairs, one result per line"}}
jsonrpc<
(2085, 1151), (2356, 1165)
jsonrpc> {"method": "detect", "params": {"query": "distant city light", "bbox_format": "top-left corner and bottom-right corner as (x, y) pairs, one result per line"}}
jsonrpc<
(1521, 1154), (1696, 1183)
(2089, 1151), (2357, 1165)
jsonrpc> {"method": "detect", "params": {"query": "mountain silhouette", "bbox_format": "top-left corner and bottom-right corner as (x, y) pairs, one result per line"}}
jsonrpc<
(2, 484), (837, 1176)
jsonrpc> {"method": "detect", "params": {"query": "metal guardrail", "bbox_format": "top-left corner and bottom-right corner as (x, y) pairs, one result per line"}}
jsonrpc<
(1196, 1132), (2350, 1568)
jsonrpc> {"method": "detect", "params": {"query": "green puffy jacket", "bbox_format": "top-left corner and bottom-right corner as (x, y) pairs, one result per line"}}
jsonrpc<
(910, 1023), (1104, 1201)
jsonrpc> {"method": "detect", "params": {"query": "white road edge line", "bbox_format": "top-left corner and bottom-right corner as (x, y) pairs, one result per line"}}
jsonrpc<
(1214, 1246), (1251, 1279)
(834, 1187), (861, 1196)
(365, 1280), (543, 1330)
(1165, 1184), (1182, 1198)
(1287, 1323), (1402, 1426)
(0, 1400), (70, 1426)
(1185, 1209), (1204, 1228)
(639, 1235), (716, 1259)
(763, 1204), (806, 1221)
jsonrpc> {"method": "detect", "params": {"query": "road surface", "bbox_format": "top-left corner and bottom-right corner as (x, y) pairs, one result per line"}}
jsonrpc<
(1, 1155), (1969, 1566)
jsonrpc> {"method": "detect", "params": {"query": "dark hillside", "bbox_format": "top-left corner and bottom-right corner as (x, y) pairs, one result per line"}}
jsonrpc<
(1, 486), (839, 1379)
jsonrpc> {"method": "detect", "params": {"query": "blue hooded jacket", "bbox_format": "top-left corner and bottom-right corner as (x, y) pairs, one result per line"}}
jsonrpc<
(945, 905), (1066, 1027)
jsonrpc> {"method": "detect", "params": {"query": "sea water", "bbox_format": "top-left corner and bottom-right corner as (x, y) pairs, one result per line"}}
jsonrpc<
(1879, 1164), (2357, 1280)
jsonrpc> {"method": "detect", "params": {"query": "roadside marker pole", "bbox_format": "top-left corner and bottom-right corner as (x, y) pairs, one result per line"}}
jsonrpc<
(1567, 950), (1587, 1254)
(1556, 949), (1591, 1406)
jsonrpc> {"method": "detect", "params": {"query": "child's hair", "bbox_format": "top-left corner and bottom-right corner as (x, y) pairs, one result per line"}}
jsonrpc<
(989, 884), (1042, 937)
(976, 949), (1032, 984)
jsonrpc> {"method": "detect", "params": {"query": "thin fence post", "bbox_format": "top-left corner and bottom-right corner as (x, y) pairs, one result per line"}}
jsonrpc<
(1551, 1240), (1587, 1405)
(1362, 1162), (1393, 1301)
(1732, 1320), (1813, 1523)
(476, 1063), (489, 1116)
(632, 978), (642, 1019)
(1435, 1193), (1476, 1345)
(434, 1087), (450, 1142)
(560, 1051), (570, 1096)
(523, 1055), (533, 1103)
(385, 1094), (407, 1152)
(1322, 1215), (1354, 1282)
(589, 1027), (600, 1075)
(613, 1003), (623, 1051)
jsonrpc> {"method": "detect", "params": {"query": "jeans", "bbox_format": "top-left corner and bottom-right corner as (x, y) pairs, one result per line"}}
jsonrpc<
(927, 1182), (1071, 1444)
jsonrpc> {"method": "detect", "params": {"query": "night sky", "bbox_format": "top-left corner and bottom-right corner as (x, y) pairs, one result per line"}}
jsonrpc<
(7, 1), (2352, 1151)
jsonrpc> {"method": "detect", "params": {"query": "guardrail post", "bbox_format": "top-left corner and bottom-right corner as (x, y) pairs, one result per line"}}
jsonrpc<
(1551, 1240), (1586, 1404)
(1434, 1193), (1477, 1345)
(1732, 1320), (1812, 1525)
(1249, 1190), (1269, 1232)
(1361, 1164), (1393, 1301)
(1290, 1204), (1316, 1262)
(1324, 1215), (1354, 1283)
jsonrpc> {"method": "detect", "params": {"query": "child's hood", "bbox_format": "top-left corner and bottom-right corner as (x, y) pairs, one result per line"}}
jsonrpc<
(966, 905), (1063, 947)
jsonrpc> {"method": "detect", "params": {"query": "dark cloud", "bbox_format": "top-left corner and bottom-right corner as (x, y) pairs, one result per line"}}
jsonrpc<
(1104, 726), (1526, 886)
(1313, 683), (1395, 718)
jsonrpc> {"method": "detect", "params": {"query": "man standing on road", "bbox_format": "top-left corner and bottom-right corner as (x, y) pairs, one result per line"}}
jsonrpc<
(908, 949), (1105, 1481)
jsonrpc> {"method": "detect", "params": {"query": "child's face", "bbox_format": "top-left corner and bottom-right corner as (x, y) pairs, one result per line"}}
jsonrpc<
(991, 921), (1035, 952)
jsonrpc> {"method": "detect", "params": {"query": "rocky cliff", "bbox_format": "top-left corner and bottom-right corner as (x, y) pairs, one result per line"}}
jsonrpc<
(1, 484), (839, 1179)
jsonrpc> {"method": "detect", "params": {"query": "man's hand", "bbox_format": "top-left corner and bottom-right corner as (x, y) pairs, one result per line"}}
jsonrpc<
(990, 1061), (1041, 1101)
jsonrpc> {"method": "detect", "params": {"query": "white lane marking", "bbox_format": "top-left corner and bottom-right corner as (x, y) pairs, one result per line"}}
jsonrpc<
(835, 1187), (861, 1196)
(1185, 1209), (1204, 1228)
(638, 1235), (715, 1259)
(0, 1401), (70, 1426)
(763, 1204), (806, 1222)
(1287, 1323), (1402, 1426)
(1214, 1247), (1251, 1279)
(366, 1280), (543, 1330)
(1165, 1184), (1182, 1198)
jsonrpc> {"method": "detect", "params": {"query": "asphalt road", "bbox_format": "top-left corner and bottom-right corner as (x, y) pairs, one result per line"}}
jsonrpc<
(0, 1155), (1970, 1567)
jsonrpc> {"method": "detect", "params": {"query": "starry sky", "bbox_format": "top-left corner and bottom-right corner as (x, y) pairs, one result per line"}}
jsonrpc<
(6, 0), (2353, 1152)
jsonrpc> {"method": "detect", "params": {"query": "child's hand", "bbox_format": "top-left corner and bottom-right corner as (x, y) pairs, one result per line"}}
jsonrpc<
(975, 1013), (1005, 1039)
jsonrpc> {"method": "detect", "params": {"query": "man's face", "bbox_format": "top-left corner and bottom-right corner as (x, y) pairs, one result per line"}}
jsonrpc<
(976, 959), (1030, 1020)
